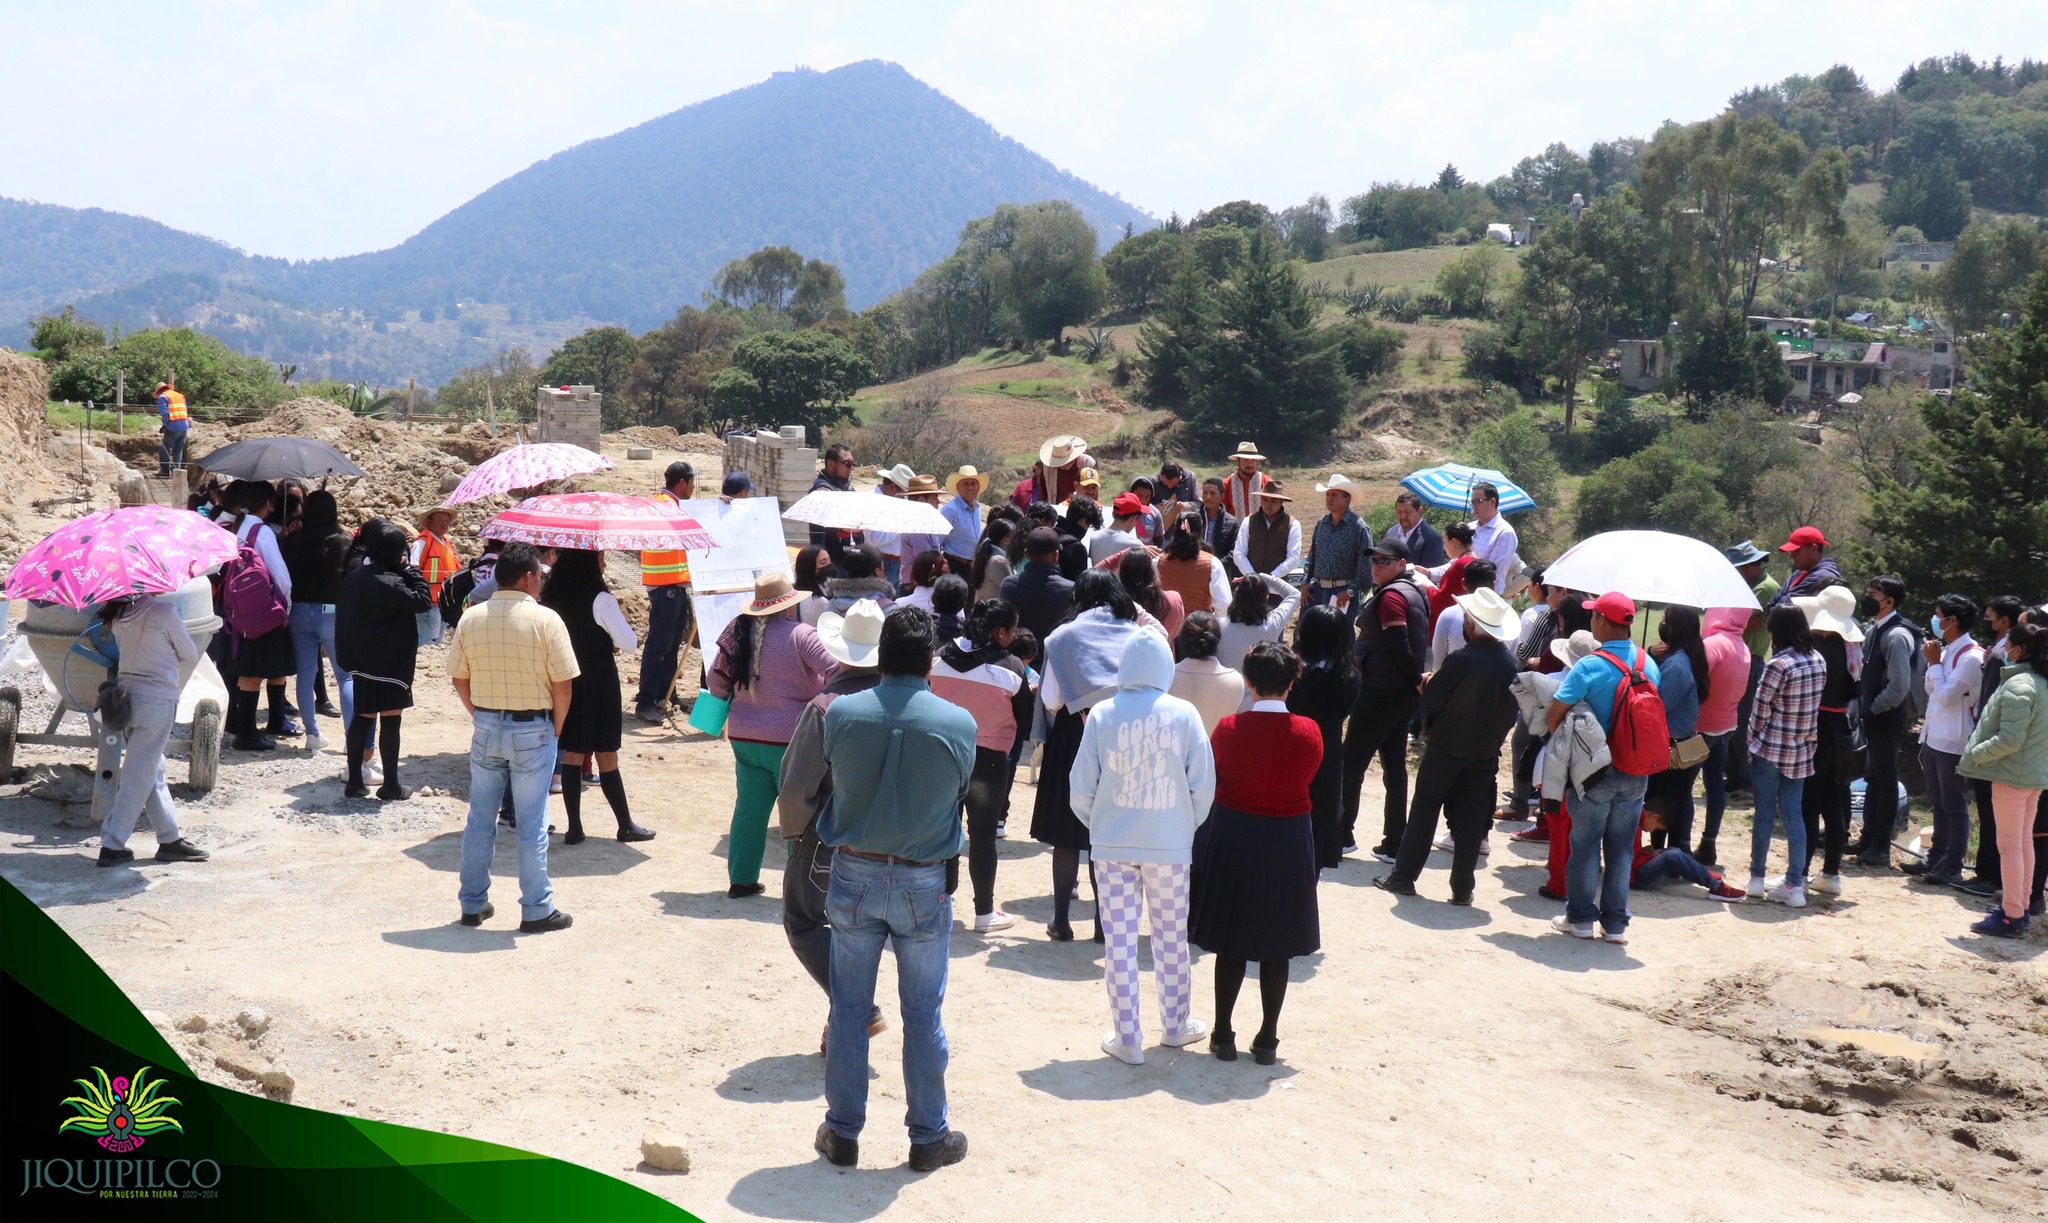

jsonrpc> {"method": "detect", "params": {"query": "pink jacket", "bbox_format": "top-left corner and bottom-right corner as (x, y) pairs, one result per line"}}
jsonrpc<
(1698, 608), (1752, 737)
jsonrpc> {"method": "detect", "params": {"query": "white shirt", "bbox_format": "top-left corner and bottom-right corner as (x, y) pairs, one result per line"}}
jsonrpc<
(1431, 605), (1467, 672)
(1217, 576), (1301, 670)
(1193, 553), (1233, 614)
(593, 591), (637, 653)
(1471, 515), (1518, 593)
(233, 515), (291, 604)
(864, 484), (900, 557)
(1249, 698), (1290, 713)
(1231, 514), (1302, 579)
(1920, 634), (1985, 753)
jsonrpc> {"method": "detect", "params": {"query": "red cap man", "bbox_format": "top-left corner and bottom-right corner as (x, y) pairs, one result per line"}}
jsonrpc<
(1777, 526), (1829, 553)
(1111, 492), (1144, 521)
(1581, 591), (1637, 625)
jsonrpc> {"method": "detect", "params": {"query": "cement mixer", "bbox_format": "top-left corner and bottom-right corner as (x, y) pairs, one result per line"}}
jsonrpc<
(0, 576), (224, 822)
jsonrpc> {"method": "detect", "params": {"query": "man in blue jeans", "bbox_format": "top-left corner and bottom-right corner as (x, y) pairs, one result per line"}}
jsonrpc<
(812, 607), (977, 1173)
(1545, 590), (1659, 945)
(448, 544), (579, 934)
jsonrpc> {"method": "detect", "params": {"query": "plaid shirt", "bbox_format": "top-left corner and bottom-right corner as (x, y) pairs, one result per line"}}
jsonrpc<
(1747, 647), (1826, 777)
(446, 590), (580, 711)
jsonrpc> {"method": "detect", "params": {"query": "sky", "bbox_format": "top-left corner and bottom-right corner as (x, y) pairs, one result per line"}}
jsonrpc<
(4, 0), (2045, 261)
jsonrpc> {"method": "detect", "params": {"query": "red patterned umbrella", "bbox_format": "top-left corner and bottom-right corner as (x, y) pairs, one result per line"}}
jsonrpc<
(479, 492), (717, 552)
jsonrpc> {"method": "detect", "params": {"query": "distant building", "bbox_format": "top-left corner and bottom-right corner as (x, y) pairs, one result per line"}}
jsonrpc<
(1879, 241), (1956, 273)
(1617, 339), (1671, 392)
(1746, 315), (1815, 341)
(1784, 338), (1897, 402)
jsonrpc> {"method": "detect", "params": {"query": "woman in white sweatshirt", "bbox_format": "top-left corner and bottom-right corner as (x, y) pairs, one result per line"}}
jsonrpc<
(1070, 630), (1217, 1065)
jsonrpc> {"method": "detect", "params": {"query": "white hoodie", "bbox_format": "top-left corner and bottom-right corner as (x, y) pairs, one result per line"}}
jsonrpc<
(1069, 631), (1217, 864)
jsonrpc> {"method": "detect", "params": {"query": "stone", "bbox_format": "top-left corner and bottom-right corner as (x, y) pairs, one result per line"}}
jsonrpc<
(257, 1065), (296, 1101)
(639, 1124), (690, 1173)
(236, 1007), (272, 1037)
(626, 446), (655, 461)
(176, 1013), (212, 1033)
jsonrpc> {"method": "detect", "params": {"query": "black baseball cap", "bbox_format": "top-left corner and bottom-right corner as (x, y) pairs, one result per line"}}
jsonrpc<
(1370, 539), (1410, 562)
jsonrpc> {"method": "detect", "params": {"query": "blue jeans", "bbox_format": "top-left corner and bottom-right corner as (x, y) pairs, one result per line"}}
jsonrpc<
(1918, 744), (1969, 878)
(882, 557), (902, 592)
(415, 607), (444, 649)
(1305, 583), (1357, 624)
(289, 603), (352, 741)
(633, 585), (692, 712)
(458, 712), (558, 921)
(1566, 770), (1648, 934)
(1728, 656), (1765, 789)
(824, 851), (952, 1145)
(1634, 847), (1716, 890)
(159, 428), (188, 476)
(1748, 755), (1808, 886)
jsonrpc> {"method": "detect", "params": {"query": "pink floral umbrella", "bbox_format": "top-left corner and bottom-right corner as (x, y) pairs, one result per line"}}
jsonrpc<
(4, 506), (238, 609)
(480, 492), (718, 552)
(443, 443), (616, 506)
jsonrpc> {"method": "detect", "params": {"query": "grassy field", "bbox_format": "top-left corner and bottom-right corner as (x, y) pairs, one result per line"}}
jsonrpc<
(1299, 243), (1523, 293)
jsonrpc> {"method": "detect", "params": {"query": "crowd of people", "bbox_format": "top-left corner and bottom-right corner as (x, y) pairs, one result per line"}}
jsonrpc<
(69, 432), (2047, 1175)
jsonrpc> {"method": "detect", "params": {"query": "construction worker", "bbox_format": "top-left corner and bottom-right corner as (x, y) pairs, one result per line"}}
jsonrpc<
(634, 461), (696, 722)
(409, 507), (461, 647)
(155, 381), (189, 477)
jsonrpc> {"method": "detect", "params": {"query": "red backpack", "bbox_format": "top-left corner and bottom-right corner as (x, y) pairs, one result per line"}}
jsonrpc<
(1594, 648), (1670, 776)
(219, 520), (289, 640)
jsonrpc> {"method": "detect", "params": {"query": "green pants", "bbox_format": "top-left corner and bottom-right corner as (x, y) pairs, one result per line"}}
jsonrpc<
(729, 740), (788, 886)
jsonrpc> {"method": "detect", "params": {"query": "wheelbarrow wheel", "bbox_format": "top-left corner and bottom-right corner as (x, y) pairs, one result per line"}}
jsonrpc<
(0, 686), (19, 779)
(188, 699), (222, 794)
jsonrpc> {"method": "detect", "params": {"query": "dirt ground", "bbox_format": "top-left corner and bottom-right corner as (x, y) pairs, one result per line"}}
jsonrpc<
(2, 617), (2043, 1221)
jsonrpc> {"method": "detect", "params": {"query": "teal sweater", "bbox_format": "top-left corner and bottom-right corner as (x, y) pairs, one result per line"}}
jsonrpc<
(1958, 668), (2048, 791)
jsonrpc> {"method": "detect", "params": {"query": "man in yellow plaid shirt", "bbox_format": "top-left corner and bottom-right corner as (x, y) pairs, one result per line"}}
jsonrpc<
(450, 543), (580, 934)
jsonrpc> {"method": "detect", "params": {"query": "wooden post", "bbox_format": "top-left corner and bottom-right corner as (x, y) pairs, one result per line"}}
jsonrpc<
(407, 378), (417, 422)
(485, 385), (496, 436)
(116, 370), (125, 435)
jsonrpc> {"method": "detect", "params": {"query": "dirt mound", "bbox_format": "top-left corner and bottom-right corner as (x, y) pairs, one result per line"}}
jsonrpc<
(0, 350), (51, 497)
(607, 426), (721, 452)
(1359, 385), (1509, 444)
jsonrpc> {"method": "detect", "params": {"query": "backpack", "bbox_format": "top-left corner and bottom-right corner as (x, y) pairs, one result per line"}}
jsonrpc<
(440, 558), (481, 629)
(220, 520), (289, 639)
(1593, 648), (1670, 776)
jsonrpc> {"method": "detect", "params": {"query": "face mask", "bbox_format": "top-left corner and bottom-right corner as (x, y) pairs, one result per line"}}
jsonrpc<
(1858, 595), (1880, 617)
(1929, 614), (1943, 638)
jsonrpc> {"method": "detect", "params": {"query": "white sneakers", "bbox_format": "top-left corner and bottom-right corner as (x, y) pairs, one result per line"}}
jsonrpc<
(1432, 831), (1491, 856)
(1101, 1033), (1145, 1065)
(1550, 915), (1598, 939)
(1160, 1018), (1210, 1048)
(1767, 881), (1808, 909)
(1105, 1018), (1211, 1063)
(362, 757), (384, 786)
(1808, 873), (1843, 896)
(1745, 875), (1769, 899)
(973, 910), (1017, 933)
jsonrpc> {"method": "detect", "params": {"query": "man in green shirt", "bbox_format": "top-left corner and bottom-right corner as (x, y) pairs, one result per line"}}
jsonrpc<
(1724, 540), (1776, 793)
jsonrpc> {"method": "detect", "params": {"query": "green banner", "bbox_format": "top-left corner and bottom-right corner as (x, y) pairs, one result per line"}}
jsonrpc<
(0, 877), (699, 1221)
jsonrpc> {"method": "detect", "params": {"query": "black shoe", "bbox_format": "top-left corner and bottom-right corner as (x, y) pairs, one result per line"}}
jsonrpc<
(814, 1122), (857, 1168)
(1448, 891), (1474, 907)
(232, 734), (276, 752)
(617, 824), (656, 843)
(2031, 897), (2045, 918)
(1694, 842), (1717, 867)
(564, 827), (587, 846)
(1373, 875), (1417, 896)
(315, 700), (342, 718)
(97, 847), (135, 868)
(1210, 1031), (1238, 1061)
(1956, 877), (1999, 898)
(1091, 925), (1105, 944)
(376, 783), (411, 801)
(1251, 1037), (1279, 1066)
(460, 903), (495, 927)
(1370, 845), (1397, 863)
(344, 782), (371, 799)
(728, 882), (765, 899)
(519, 910), (573, 934)
(153, 839), (210, 863)
(1046, 923), (1074, 942)
(1900, 860), (1929, 876)
(1537, 884), (1566, 901)
(1855, 853), (1891, 869)
(270, 721), (303, 738)
(907, 1131), (967, 1172)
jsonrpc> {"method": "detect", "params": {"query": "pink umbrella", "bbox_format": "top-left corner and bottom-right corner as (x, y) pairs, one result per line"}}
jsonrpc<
(480, 492), (718, 552)
(4, 506), (238, 609)
(443, 442), (616, 506)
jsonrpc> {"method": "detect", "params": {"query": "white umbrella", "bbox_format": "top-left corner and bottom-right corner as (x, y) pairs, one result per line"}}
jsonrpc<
(781, 489), (950, 535)
(1543, 530), (1760, 610)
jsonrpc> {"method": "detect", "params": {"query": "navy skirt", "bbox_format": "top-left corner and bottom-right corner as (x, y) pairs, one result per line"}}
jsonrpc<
(1191, 804), (1321, 962)
(1029, 708), (1091, 851)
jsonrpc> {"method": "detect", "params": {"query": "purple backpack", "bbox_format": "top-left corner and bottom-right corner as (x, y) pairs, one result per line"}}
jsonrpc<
(220, 525), (288, 639)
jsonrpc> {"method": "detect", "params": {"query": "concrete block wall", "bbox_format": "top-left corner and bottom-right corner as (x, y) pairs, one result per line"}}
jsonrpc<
(536, 385), (602, 452)
(722, 426), (817, 545)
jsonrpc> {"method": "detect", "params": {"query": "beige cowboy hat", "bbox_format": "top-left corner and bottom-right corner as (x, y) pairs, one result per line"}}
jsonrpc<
(1794, 584), (1865, 643)
(878, 463), (917, 492)
(1231, 441), (1267, 462)
(1455, 587), (1521, 642)
(816, 598), (886, 667)
(1314, 474), (1362, 497)
(742, 573), (808, 617)
(1549, 628), (1598, 668)
(945, 465), (986, 496)
(904, 474), (943, 500)
(1039, 435), (1089, 467)
(418, 506), (457, 528)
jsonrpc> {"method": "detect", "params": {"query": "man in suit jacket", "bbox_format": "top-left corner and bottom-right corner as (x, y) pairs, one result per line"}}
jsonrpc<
(1381, 492), (1446, 568)
(1196, 478), (1241, 578)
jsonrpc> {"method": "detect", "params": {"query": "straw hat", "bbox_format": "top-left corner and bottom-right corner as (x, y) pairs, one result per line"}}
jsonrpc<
(1455, 587), (1521, 642)
(1039, 435), (1089, 467)
(878, 463), (917, 492)
(816, 598), (886, 667)
(904, 474), (942, 500)
(1314, 474), (1362, 497)
(1550, 629), (1598, 667)
(1794, 585), (1865, 643)
(742, 573), (808, 617)
(1231, 441), (1267, 462)
(945, 465), (986, 496)
(419, 506), (456, 529)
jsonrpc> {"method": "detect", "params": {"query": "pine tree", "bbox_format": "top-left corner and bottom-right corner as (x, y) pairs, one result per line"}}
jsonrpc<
(1135, 261), (1216, 407)
(1866, 271), (2048, 602)
(1186, 233), (1351, 448)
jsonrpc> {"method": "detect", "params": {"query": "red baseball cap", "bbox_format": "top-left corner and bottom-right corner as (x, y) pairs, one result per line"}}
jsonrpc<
(1581, 591), (1637, 623)
(1112, 492), (1144, 519)
(1777, 525), (1830, 552)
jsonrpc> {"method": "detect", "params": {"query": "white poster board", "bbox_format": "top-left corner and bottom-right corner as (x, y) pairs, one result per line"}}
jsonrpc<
(680, 498), (790, 593)
(693, 590), (752, 681)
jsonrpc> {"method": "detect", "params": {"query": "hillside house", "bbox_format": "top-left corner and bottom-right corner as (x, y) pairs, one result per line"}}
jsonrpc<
(1617, 338), (1671, 391)
(1880, 241), (1955, 273)
(1784, 338), (1896, 402)
(1747, 315), (1816, 341)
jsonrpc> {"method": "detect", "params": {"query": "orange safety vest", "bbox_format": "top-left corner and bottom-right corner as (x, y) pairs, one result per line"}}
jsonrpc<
(640, 490), (691, 587)
(416, 530), (459, 596)
(160, 390), (188, 425)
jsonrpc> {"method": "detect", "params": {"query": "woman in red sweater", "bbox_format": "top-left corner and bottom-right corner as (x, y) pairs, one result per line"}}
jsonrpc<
(1191, 641), (1324, 1065)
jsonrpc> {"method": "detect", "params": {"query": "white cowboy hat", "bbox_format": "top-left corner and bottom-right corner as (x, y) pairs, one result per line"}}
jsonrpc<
(1549, 628), (1598, 668)
(1793, 585), (1865, 643)
(816, 598), (886, 667)
(1454, 587), (1521, 642)
(742, 573), (808, 617)
(945, 465), (986, 496)
(1039, 435), (1088, 467)
(1230, 441), (1266, 462)
(878, 463), (917, 491)
(1314, 474), (1362, 497)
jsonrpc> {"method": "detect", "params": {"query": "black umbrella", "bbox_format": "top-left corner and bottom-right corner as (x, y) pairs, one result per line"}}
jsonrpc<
(193, 437), (367, 480)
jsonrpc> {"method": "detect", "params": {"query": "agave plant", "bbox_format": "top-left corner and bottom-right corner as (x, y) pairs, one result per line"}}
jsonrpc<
(1340, 283), (1385, 317)
(1076, 326), (1118, 363)
(345, 382), (403, 417)
(59, 1067), (183, 1151)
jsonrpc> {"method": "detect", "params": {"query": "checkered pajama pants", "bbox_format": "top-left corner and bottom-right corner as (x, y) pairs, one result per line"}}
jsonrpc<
(1096, 860), (1192, 1050)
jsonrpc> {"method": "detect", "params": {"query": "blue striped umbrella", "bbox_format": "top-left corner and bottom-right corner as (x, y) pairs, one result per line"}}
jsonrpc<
(1400, 463), (1537, 514)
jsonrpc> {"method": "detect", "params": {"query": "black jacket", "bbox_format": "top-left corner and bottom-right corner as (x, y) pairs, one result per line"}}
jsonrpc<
(1419, 636), (1519, 760)
(1354, 576), (1429, 692)
(1199, 508), (1241, 575)
(1000, 563), (1076, 645)
(336, 562), (433, 684)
